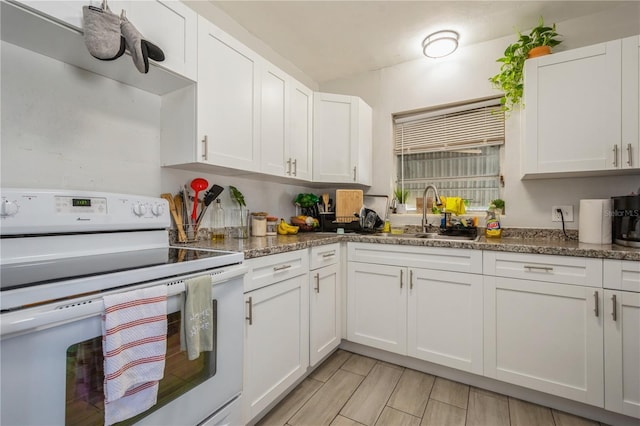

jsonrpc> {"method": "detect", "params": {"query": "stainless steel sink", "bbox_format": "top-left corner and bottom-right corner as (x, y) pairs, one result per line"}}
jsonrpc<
(411, 233), (480, 242)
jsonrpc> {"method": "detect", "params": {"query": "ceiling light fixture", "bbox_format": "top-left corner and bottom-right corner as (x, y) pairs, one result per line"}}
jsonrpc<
(422, 30), (459, 58)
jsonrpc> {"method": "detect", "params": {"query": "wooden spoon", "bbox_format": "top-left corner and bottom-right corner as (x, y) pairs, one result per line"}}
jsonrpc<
(161, 193), (187, 242)
(322, 193), (329, 212)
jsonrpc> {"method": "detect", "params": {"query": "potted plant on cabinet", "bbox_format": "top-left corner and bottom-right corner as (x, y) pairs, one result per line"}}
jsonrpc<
(489, 17), (562, 115)
(394, 188), (409, 214)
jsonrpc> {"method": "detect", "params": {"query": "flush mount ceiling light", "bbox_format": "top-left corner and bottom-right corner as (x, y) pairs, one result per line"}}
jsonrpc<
(422, 30), (459, 58)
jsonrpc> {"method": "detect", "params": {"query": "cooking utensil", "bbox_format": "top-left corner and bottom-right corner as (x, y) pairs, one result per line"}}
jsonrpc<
(335, 189), (363, 223)
(161, 193), (187, 242)
(322, 193), (329, 212)
(195, 184), (224, 231)
(183, 185), (194, 240)
(190, 178), (209, 222)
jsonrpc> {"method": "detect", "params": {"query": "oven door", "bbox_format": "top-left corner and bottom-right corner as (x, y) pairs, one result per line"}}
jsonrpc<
(0, 265), (246, 426)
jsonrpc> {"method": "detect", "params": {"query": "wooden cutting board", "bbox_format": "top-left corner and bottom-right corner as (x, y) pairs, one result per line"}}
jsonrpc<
(335, 189), (363, 223)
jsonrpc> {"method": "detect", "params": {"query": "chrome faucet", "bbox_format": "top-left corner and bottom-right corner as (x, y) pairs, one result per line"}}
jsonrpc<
(422, 184), (441, 233)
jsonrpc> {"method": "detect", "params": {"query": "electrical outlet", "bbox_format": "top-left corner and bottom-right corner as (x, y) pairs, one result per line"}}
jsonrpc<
(552, 205), (574, 222)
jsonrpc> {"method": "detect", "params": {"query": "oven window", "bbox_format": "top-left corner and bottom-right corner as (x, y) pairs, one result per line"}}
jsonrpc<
(65, 301), (217, 425)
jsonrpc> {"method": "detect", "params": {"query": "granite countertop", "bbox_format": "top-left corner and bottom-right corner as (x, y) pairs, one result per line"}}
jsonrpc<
(178, 231), (640, 261)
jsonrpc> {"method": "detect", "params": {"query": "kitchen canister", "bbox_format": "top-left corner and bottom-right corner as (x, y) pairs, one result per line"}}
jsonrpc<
(578, 199), (613, 244)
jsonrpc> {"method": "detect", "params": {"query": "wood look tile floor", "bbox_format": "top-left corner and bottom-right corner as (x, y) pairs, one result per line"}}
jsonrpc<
(257, 350), (605, 426)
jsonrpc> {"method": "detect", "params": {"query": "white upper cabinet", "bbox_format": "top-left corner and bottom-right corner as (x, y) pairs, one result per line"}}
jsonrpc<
(622, 35), (640, 170)
(523, 36), (640, 178)
(196, 15), (260, 172)
(288, 80), (313, 181)
(313, 93), (372, 185)
(14, 0), (197, 84)
(259, 64), (313, 181)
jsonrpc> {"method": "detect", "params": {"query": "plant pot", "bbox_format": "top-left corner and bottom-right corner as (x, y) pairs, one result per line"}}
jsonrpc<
(528, 45), (551, 59)
(396, 204), (407, 214)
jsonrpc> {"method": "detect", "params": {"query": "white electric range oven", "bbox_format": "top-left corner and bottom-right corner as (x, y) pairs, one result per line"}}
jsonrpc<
(0, 188), (246, 426)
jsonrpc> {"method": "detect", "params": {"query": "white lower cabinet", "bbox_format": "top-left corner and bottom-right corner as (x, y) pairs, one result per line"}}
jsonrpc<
(408, 268), (484, 375)
(604, 260), (640, 418)
(309, 262), (341, 366)
(243, 252), (309, 422)
(346, 243), (484, 374)
(483, 276), (604, 407)
(347, 262), (407, 354)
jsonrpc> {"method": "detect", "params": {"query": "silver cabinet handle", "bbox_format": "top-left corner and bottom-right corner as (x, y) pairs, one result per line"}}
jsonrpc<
(322, 251), (336, 258)
(400, 269), (403, 289)
(293, 159), (297, 176)
(594, 291), (599, 317)
(246, 297), (253, 325)
(524, 265), (553, 272)
(273, 264), (292, 271)
(613, 144), (619, 167)
(353, 166), (357, 181)
(202, 135), (208, 161)
(314, 273), (320, 293)
(286, 158), (292, 175)
(611, 294), (617, 322)
(627, 144), (633, 167)
(409, 270), (414, 290)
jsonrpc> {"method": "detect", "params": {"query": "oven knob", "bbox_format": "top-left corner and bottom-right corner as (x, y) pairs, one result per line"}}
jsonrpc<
(1, 200), (19, 217)
(132, 202), (147, 217)
(151, 203), (164, 216)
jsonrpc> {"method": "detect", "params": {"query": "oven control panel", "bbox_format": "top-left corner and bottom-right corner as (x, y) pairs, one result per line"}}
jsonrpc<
(1, 188), (170, 235)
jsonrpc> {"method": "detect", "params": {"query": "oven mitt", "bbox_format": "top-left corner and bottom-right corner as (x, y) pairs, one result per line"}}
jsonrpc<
(82, 5), (126, 61)
(120, 14), (165, 74)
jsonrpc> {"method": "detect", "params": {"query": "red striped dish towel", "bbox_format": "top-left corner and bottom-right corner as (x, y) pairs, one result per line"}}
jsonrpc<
(102, 285), (168, 426)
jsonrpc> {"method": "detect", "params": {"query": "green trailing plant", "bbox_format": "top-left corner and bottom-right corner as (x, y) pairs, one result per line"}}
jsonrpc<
(394, 188), (409, 204)
(489, 17), (562, 115)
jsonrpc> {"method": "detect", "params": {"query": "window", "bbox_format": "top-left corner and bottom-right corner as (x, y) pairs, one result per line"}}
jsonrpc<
(394, 98), (504, 212)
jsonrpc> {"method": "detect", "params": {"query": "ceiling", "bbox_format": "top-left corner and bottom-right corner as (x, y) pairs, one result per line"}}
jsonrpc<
(211, 1), (620, 84)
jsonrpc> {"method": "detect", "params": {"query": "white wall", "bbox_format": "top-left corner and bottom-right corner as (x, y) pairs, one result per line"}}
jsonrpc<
(320, 4), (640, 229)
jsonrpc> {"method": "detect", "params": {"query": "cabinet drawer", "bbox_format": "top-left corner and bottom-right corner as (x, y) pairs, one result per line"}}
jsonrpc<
(348, 242), (482, 274)
(245, 249), (309, 292)
(310, 243), (340, 270)
(483, 252), (603, 287)
(604, 259), (640, 292)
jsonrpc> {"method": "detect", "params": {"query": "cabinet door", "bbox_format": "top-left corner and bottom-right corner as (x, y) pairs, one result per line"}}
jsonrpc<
(622, 35), (640, 169)
(313, 93), (357, 183)
(310, 263), (341, 366)
(260, 62), (288, 177)
(408, 269), (483, 375)
(347, 262), (407, 354)
(19, 0), (128, 29)
(288, 80), (313, 181)
(127, 1), (197, 80)
(523, 40), (622, 175)
(355, 98), (372, 186)
(197, 16), (259, 172)
(484, 276), (604, 407)
(244, 274), (309, 420)
(604, 290), (640, 418)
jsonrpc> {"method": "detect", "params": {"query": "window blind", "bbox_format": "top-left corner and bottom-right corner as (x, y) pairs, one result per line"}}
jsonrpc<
(393, 99), (504, 154)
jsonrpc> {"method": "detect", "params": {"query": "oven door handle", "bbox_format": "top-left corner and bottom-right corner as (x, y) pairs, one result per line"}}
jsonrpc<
(1, 265), (248, 338)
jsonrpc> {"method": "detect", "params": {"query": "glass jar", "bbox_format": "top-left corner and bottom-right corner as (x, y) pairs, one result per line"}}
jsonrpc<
(210, 199), (225, 241)
(266, 216), (278, 236)
(251, 213), (267, 237)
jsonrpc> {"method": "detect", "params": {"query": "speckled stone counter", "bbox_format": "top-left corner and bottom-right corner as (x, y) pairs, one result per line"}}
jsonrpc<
(177, 231), (640, 261)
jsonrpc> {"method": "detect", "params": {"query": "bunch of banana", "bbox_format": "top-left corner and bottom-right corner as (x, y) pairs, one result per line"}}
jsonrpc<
(277, 218), (299, 235)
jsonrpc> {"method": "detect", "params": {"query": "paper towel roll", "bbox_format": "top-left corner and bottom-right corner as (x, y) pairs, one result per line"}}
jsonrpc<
(579, 199), (613, 244)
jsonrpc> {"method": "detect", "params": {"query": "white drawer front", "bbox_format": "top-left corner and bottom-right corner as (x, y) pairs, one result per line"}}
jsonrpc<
(347, 242), (482, 274)
(245, 249), (309, 292)
(483, 252), (603, 287)
(604, 259), (640, 292)
(310, 243), (340, 270)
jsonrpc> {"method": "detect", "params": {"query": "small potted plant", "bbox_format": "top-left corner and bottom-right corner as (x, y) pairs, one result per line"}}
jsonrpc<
(489, 17), (562, 115)
(394, 188), (409, 214)
(490, 198), (505, 215)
